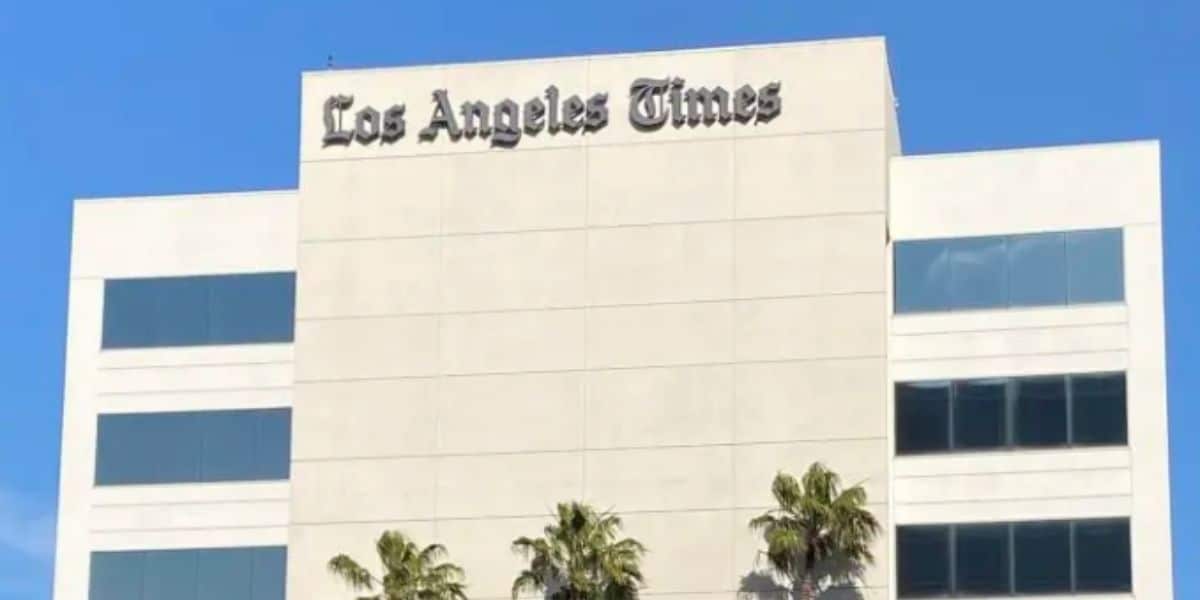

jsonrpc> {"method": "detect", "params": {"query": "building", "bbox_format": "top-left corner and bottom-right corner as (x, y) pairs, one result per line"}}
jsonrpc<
(54, 37), (1173, 599)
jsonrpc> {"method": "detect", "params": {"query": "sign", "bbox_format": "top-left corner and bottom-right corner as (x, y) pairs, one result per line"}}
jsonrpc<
(322, 78), (781, 148)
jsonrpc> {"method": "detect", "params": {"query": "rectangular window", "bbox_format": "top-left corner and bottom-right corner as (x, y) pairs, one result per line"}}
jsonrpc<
(897, 518), (1130, 598)
(95, 409), (291, 485)
(1074, 519), (1132, 592)
(102, 272), (295, 349)
(1072, 373), (1128, 445)
(1013, 376), (1068, 447)
(952, 379), (1007, 449)
(894, 228), (1123, 314)
(896, 372), (1126, 456)
(895, 382), (951, 454)
(897, 525), (951, 597)
(90, 547), (286, 600)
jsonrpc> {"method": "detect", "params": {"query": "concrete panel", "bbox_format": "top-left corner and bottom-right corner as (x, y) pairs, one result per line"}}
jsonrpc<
(588, 140), (734, 226)
(435, 453), (583, 519)
(735, 294), (885, 362)
(292, 379), (438, 460)
(290, 458), (436, 523)
(91, 527), (289, 553)
(435, 516), (546, 598)
(890, 323), (1128, 361)
(894, 496), (1132, 526)
(90, 499), (289, 533)
(734, 39), (888, 135)
(734, 131), (887, 219)
(735, 215), (885, 298)
(893, 447), (1129, 478)
(299, 155), (445, 240)
(894, 468), (1132, 504)
(295, 316), (440, 380)
(72, 191), (297, 278)
(585, 445), (734, 512)
(588, 303), (734, 369)
(889, 141), (1161, 239)
(297, 237), (441, 318)
(889, 350), (1128, 384)
(440, 309), (586, 375)
(442, 230), (586, 312)
(589, 222), (733, 305)
(95, 362), (292, 394)
(733, 439), (888, 509)
(619, 510), (734, 594)
(890, 303), (1127, 335)
(586, 365), (734, 449)
(734, 358), (886, 443)
(438, 372), (584, 454)
(96, 344), (293, 368)
(97, 387), (291, 415)
(442, 148), (587, 234)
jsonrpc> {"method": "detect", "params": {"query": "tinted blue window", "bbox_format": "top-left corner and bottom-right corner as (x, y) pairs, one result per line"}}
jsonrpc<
(1067, 229), (1124, 303)
(953, 379), (1007, 449)
(895, 228), (1122, 313)
(1008, 232), (1067, 306)
(1074, 519), (1132, 592)
(894, 240), (951, 313)
(90, 547), (286, 600)
(1072, 373), (1128, 445)
(948, 236), (1008, 309)
(895, 382), (951, 454)
(96, 409), (291, 485)
(143, 550), (198, 600)
(955, 524), (1010, 594)
(102, 272), (295, 348)
(897, 526), (950, 597)
(896, 519), (1131, 598)
(89, 551), (144, 600)
(1013, 521), (1071, 594)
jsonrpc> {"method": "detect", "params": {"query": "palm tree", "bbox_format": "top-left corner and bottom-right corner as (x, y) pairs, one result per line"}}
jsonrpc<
(328, 530), (468, 600)
(748, 463), (880, 600)
(511, 501), (646, 600)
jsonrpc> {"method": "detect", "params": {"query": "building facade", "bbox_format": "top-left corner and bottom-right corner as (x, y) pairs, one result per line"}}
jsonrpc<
(55, 37), (1173, 599)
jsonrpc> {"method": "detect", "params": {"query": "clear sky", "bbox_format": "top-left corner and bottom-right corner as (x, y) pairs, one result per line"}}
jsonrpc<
(0, 0), (1195, 597)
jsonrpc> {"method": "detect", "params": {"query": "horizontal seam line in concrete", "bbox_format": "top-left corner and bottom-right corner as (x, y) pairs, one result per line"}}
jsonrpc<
(296, 210), (887, 243)
(889, 348), (1129, 364)
(298, 126), (886, 163)
(295, 290), (887, 321)
(291, 435), (888, 463)
(895, 492), (1132, 506)
(90, 524), (286, 534)
(289, 503), (891, 526)
(91, 497), (288, 509)
(890, 319), (1128, 337)
(894, 464), (1130, 481)
(95, 385), (294, 397)
(294, 353), (889, 383)
(98, 360), (294, 371)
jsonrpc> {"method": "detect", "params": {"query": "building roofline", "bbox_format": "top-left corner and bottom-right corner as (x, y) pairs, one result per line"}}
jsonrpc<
(892, 138), (1160, 162)
(74, 187), (297, 205)
(302, 35), (888, 79)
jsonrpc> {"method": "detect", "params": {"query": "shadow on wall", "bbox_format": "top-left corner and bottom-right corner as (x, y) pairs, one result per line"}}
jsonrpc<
(737, 554), (867, 600)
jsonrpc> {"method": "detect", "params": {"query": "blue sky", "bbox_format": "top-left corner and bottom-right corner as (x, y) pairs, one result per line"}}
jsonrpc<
(0, 0), (1195, 597)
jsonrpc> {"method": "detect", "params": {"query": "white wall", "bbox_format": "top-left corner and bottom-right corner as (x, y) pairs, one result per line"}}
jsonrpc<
(293, 38), (899, 600)
(887, 141), (1170, 599)
(54, 191), (298, 600)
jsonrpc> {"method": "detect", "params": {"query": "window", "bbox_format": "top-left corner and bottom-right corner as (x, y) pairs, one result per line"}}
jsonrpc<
(95, 409), (291, 485)
(953, 379), (1007, 449)
(894, 228), (1123, 314)
(1072, 373), (1128, 445)
(897, 526), (950, 597)
(90, 547), (286, 600)
(895, 382), (950, 453)
(897, 518), (1131, 598)
(102, 272), (295, 349)
(896, 373), (1126, 455)
(1074, 519), (1132, 592)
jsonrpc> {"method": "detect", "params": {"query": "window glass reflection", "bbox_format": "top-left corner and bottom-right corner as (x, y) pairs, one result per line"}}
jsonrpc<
(896, 382), (950, 454)
(1067, 229), (1124, 304)
(953, 379), (1007, 449)
(1008, 232), (1067, 306)
(895, 240), (952, 313)
(948, 236), (1008, 309)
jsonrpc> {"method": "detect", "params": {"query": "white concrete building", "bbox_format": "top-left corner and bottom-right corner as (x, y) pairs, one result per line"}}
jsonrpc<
(54, 37), (1173, 599)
